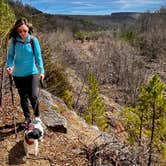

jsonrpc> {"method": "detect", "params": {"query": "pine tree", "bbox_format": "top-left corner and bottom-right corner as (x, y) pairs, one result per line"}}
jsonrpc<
(84, 71), (108, 131)
(122, 74), (166, 165)
(140, 75), (166, 166)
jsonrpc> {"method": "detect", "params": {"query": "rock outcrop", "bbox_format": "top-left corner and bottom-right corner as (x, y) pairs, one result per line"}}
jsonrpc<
(39, 90), (67, 133)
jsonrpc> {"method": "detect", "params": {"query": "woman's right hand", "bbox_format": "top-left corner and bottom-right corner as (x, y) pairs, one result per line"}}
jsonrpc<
(6, 67), (13, 75)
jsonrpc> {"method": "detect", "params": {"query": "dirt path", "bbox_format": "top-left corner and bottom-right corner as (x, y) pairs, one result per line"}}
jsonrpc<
(0, 90), (100, 165)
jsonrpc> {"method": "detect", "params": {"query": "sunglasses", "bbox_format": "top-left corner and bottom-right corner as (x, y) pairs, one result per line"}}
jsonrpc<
(17, 29), (28, 34)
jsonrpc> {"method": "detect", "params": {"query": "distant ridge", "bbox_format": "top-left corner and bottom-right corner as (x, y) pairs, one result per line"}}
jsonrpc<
(110, 12), (141, 22)
(6, 0), (142, 31)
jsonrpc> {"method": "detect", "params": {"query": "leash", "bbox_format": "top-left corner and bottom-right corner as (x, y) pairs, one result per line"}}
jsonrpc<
(9, 75), (18, 141)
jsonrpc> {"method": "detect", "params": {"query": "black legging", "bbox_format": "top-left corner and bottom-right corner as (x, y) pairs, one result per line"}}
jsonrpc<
(13, 74), (39, 120)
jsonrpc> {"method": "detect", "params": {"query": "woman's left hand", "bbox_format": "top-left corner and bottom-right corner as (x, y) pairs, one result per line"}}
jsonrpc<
(38, 74), (44, 80)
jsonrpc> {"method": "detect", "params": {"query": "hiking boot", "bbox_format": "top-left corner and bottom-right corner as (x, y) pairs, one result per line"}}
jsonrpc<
(21, 119), (31, 129)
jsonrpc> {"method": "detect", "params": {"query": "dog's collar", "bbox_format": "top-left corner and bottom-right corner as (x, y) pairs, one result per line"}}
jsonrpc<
(28, 124), (35, 131)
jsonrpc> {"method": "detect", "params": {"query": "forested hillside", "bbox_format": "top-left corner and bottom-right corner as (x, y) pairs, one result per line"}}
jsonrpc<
(1, 0), (166, 165)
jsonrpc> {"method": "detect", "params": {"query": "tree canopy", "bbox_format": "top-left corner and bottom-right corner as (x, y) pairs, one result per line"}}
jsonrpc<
(0, 0), (15, 40)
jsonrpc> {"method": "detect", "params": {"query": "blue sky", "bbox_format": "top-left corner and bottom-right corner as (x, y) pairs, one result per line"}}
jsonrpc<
(21, 0), (166, 15)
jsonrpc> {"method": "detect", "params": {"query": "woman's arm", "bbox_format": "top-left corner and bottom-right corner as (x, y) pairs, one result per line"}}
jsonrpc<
(6, 38), (15, 74)
(33, 37), (44, 76)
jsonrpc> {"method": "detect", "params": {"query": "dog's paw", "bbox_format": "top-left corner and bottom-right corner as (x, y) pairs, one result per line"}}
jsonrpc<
(24, 148), (29, 157)
(26, 153), (29, 157)
(34, 152), (38, 156)
(34, 149), (38, 156)
(39, 138), (44, 142)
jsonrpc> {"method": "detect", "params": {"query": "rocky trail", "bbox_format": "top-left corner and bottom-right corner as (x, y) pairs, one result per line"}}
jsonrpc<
(0, 81), (141, 166)
(0, 87), (98, 165)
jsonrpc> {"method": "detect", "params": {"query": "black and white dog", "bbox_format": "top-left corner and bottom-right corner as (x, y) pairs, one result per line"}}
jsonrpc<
(24, 117), (44, 156)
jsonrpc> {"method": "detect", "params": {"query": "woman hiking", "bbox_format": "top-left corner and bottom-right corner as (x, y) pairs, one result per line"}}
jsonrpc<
(6, 18), (44, 128)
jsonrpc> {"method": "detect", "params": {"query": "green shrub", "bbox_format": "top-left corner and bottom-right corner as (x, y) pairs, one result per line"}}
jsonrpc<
(74, 31), (88, 42)
(119, 31), (137, 42)
(62, 89), (74, 109)
(44, 63), (71, 98)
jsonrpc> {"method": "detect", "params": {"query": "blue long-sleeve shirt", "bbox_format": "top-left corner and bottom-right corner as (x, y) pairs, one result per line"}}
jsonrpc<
(7, 34), (44, 76)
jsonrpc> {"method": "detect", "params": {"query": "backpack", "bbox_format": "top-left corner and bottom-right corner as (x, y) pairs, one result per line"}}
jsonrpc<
(13, 35), (35, 55)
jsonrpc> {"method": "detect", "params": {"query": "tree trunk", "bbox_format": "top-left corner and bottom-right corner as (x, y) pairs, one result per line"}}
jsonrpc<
(139, 110), (144, 146)
(92, 111), (94, 125)
(0, 39), (8, 106)
(74, 78), (85, 110)
(148, 99), (156, 166)
(0, 63), (5, 106)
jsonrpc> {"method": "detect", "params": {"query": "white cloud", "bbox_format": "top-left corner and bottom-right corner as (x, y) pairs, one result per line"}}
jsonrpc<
(70, 1), (84, 5)
(70, 1), (97, 8)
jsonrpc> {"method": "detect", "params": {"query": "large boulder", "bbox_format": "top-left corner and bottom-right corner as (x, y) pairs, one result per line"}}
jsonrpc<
(39, 90), (67, 133)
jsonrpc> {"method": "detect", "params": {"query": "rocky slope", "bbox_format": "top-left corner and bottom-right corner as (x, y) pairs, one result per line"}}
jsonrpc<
(0, 80), (142, 165)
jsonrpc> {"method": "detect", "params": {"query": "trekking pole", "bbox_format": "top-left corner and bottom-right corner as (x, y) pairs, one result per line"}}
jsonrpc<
(38, 78), (44, 97)
(9, 75), (18, 141)
(40, 78), (44, 89)
(9, 75), (14, 105)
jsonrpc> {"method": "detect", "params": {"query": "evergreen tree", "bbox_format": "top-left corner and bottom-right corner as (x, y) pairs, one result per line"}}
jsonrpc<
(84, 71), (108, 131)
(122, 74), (166, 165)
(140, 75), (166, 166)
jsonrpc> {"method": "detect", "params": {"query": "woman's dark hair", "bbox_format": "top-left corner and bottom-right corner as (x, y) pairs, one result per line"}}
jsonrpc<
(8, 18), (33, 39)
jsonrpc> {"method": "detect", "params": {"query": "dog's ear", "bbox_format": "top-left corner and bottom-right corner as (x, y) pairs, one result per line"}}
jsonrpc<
(25, 132), (34, 145)
(39, 131), (42, 137)
(26, 131), (34, 139)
